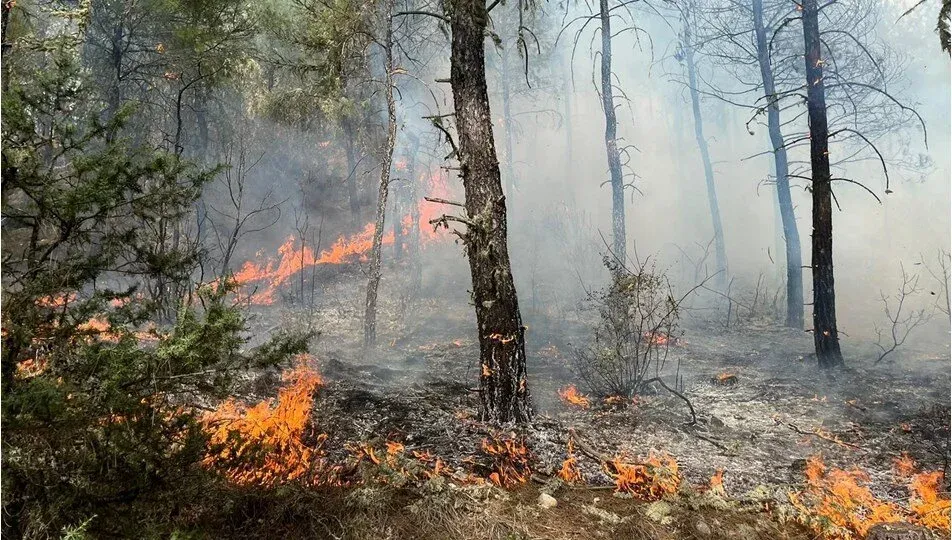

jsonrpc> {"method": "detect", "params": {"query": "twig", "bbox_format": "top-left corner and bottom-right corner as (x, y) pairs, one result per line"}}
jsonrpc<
(641, 377), (697, 425)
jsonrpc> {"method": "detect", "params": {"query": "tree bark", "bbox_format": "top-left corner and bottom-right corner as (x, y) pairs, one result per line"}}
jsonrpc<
(753, 0), (804, 329)
(363, 0), (397, 350)
(599, 0), (626, 263)
(683, 10), (728, 285)
(800, 0), (843, 367)
(449, 0), (531, 423)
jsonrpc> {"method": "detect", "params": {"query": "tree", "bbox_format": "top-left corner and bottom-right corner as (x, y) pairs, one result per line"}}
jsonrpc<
(800, 0), (842, 367)
(681, 2), (728, 286)
(363, 0), (399, 349)
(599, 0), (627, 262)
(1, 15), (308, 534)
(427, 0), (532, 423)
(752, 0), (803, 329)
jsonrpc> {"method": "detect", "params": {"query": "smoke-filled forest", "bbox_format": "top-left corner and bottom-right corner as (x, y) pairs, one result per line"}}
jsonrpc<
(2, 0), (951, 536)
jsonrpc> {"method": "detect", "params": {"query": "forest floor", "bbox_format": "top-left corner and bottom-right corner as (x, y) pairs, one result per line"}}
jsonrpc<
(233, 265), (951, 539)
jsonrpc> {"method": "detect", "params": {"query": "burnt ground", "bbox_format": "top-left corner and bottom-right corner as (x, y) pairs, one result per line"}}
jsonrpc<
(240, 265), (951, 538)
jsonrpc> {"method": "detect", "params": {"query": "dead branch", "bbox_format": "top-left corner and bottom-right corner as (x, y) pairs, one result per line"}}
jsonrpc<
(774, 417), (865, 451)
(875, 263), (932, 364)
(640, 377), (697, 425)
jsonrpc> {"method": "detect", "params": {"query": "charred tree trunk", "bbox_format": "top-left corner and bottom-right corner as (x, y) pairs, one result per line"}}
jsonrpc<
(363, 0), (397, 350)
(449, 0), (531, 423)
(599, 0), (626, 263)
(683, 11), (728, 285)
(753, 0), (804, 329)
(800, 0), (843, 367)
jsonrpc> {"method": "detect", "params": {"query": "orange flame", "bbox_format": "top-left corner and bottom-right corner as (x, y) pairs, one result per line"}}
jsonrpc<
(909, 471), (951, 530)
(558, 438), (583, 484)
(893, 452), (918, 478)
(790, 455), (951, 538)
(709, 469), (725, 494)
(232, 170), (452, 305)
(558, 385), (590, 408)
(481, 434), (531, 487)
(604, 451), (680, 500)
(201, 355), (326, 487)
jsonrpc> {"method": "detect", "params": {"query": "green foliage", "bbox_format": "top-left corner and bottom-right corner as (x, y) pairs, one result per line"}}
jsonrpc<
(1, 8), (311, 537)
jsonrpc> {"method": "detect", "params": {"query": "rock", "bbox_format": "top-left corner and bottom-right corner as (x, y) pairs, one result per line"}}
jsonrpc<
(866, 523), (935, 540)
(537, 493), (557, 509)
(644, 500), (674, 525)
(582, 504), (626, 525)
(694, 518), (712, 536)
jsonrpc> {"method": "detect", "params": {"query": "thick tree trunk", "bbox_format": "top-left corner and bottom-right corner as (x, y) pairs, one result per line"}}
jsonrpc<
(683, 12), (728, 285)
(800, 0), (843, 367)
(753, 0), (804, 329)
(449, 0), (531, 423)
(363, 0), (397, 350)
(600, 0), (626, 263)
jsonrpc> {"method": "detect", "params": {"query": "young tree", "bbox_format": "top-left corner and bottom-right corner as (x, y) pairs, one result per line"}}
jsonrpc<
(599, 0), (627, 262)
(681, 3), (728, 285)
(363, 0), (399, 349)
(752, 0), (803, 329)
(1, 14), (308, 533)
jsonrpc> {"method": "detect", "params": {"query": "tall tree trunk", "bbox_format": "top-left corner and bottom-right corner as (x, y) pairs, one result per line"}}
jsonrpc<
(600, 0), (626, 263)
(800, 0), (843, 367)
(363, 0), (397, 350)
(753, 0), (804, 329)
(683, 10), (728, 285)
(449, 0), (531, 423)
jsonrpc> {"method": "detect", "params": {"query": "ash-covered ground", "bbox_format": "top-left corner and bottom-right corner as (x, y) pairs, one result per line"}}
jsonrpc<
(242, 261), (951, 514)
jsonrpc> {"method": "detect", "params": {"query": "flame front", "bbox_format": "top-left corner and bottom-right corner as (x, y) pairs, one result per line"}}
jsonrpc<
(558, 385), (591, 408)
(790, 455), (951, 538)
(201, 355), (326, 487)
(604, 451), (680, 499)
(232, 170), (452, 305)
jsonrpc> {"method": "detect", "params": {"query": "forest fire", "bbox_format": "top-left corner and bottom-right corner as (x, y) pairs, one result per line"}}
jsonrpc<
(789, 455), (951, 538)
(231, 170), (452, 305)
(557, 438), (583, 483)
(481, 434), (532, 487)
(603, 452), (681, 500)
(558, 385), (591, 408)
(201, 355), (325, 487)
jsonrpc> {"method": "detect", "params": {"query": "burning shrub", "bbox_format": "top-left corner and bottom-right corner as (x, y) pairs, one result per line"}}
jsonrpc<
(573, 258), (682, 398)
(603, 451), (681, 500)
(789, 455), (951, 539)
(202, 357), (325, 487)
